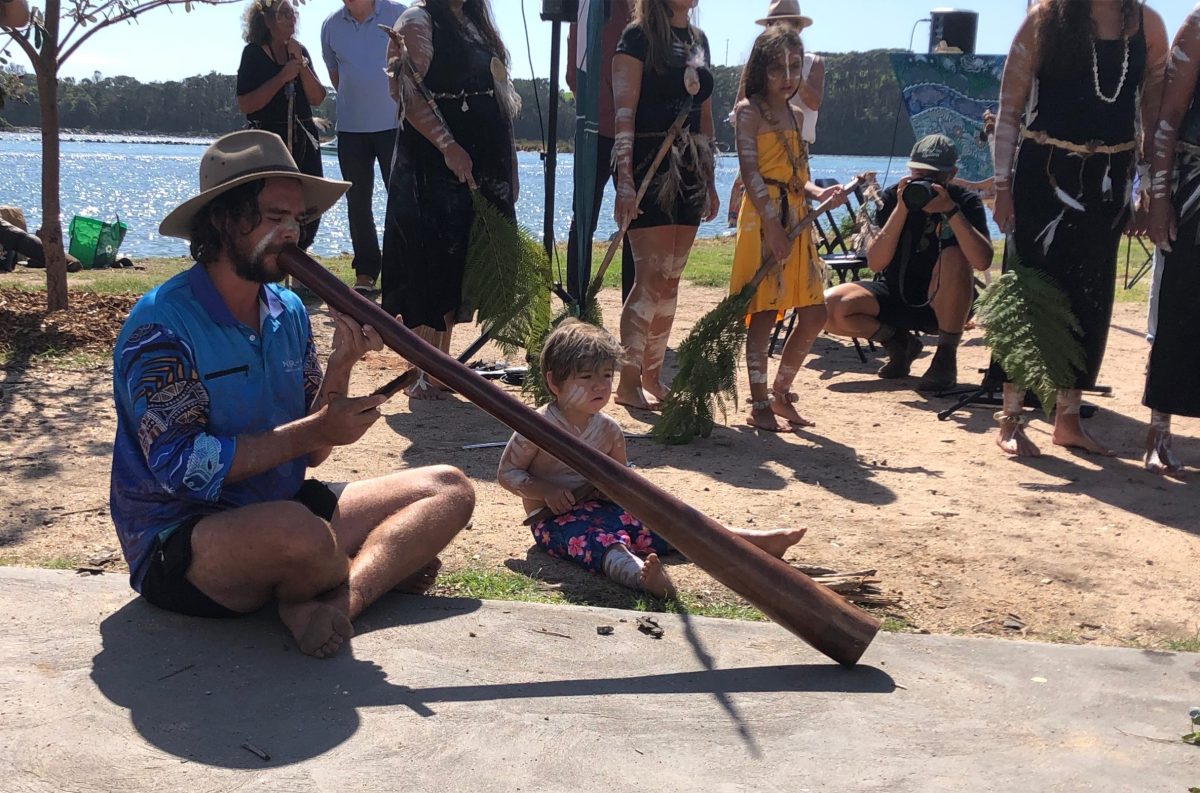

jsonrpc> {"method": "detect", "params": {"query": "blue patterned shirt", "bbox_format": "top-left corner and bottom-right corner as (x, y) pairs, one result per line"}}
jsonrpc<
(110, 264), (322, 591)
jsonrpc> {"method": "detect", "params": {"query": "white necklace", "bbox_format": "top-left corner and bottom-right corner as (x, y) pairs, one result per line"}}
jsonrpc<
(1090, 36), (1130, 104)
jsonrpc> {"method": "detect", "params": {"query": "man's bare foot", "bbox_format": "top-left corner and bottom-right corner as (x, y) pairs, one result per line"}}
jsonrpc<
(770, 389), (815, 428)
(746, 404), (791, 433)
(729, 526), (807, 558)
(393, 557), (443, 595)
(1144, 429), (1184, 475)
(278, 600), (354, 658)
(996, 415), (1041, 457)
(615, 386), (661, 411)
(1052, 424), (1114, 456)
(639, 553), (676, 599)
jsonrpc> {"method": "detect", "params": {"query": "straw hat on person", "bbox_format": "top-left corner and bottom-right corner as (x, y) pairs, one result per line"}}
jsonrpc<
(755, 0), (813, 28)
(160, 130), (349, 240)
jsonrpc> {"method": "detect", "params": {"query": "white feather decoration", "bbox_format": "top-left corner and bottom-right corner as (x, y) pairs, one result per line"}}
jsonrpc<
(1035, 209), (1065, 255)
(1101, 162), (1112, 198)
(1053, 184), (1085, 212)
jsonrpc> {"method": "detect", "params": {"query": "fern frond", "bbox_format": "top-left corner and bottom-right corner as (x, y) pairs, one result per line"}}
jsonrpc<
(463, 191), (553, 357)
(651, 284), (755, 444)
(977, 261), (1085, 417)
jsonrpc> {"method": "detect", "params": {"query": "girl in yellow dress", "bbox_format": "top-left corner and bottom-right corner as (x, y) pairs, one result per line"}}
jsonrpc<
(730, 26), (844, 432)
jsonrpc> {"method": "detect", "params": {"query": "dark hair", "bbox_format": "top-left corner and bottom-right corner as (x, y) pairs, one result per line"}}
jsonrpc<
(632, 0), (701, 75)
(188, 180), (266, 264)
(738, 26), (804, 103)
(242, 0), (293, 46)
(540, 319), (626, 387)
(1034, 0), (1139, 76)
(422, 0), (510, 68)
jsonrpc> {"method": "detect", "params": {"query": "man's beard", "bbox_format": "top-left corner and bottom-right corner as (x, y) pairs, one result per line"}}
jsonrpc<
(231, 231), (285, 284)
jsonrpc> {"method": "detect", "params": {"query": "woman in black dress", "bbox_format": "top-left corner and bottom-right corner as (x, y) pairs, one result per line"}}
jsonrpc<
(236, 0), (327, 250)
(991, 0), (1166, 458)
(612, 0), (718, 411)
(1145, 7), (1200, 475)
(381, 0), (518, 399)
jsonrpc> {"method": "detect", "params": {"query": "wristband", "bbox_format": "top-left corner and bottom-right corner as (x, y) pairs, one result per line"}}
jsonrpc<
(942, 204), (961, 221)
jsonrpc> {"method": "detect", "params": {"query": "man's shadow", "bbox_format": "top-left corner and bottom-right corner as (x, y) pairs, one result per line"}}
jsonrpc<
(91, 595), (895, 769)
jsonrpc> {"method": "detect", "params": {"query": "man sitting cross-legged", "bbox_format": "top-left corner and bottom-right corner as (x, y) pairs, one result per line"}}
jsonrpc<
(110, 131), (474, 658)
(824, 135), (993, 390)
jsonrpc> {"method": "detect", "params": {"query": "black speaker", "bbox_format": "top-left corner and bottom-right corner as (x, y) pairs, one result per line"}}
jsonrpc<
(541, 0), (579, 23)
(929, 9), (978, 55)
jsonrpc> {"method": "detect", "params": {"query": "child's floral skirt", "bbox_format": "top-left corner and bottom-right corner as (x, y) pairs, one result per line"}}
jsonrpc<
(529, 499), (672, 574)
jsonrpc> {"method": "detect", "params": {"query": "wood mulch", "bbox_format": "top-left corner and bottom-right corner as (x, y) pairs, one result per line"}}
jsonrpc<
(0, 288), (135, 360)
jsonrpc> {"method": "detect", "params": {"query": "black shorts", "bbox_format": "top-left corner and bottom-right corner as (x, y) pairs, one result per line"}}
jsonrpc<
(859, 279), (940, 334)
(139, 479), (340, 619)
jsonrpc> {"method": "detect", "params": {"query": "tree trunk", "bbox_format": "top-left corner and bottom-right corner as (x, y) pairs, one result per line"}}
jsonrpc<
(38, 0), (68, 313)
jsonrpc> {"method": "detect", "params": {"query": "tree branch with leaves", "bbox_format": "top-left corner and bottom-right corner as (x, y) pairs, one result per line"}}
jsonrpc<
(1, 0), (250, 311)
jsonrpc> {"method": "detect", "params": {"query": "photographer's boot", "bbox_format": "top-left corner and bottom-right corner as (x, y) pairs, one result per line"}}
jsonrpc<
(876, 328), (922, 379)
(917, 332), (961, 391)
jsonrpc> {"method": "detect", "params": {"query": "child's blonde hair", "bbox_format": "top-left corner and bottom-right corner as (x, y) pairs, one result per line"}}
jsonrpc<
(540, 319), (625, 387)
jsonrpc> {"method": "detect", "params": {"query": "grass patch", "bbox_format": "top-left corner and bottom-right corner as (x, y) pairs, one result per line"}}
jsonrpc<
(0, 556), (79, 570)
(436, 568), (566, 605)
(0, 346), (110, 368)
(1162, 634), (1200, 654)
(435, 567), (767, 621)
(881, 614), (912, 633)
(633, 592), (767, 621)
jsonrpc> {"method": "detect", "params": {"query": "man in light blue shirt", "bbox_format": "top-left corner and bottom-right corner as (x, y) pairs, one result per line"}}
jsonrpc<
(320, 0), (405, 294)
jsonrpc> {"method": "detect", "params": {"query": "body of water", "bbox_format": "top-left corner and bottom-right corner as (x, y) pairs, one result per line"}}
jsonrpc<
(1, 133), (992, 261)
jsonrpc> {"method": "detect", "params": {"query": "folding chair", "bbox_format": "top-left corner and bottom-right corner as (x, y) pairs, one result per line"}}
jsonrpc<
(770, 178), (874, 362)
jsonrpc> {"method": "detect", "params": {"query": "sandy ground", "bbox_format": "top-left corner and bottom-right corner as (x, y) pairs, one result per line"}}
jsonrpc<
(1, 283), (1198, 648)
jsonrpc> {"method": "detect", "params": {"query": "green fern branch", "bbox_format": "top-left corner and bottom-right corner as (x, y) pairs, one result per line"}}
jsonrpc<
(977, 260), (1085, 417)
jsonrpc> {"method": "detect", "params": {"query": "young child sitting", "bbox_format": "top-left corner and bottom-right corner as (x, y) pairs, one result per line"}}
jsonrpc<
(730, 25), (845, 432)
(498, 319), (806, 597)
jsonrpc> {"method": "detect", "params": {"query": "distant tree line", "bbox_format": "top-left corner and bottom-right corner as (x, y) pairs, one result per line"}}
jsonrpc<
(0, 50), (915, 156)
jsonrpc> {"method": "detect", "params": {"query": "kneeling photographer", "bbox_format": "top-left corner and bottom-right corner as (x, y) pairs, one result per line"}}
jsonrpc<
(825, 134), (993, 390)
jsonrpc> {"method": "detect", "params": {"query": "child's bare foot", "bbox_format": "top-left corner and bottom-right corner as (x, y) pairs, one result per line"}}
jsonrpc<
(770, 389), (815, 428)
(639, 553), (676, 599)
(1144, 429), (1184, 475)
(729, 526), (807, 558)
(278, 600), (353, 658)
(1052, 423), (1114, 456)
(996, 414), (1040, 457)
(393, 557), (443, 595)
(746, 403), (791, 433)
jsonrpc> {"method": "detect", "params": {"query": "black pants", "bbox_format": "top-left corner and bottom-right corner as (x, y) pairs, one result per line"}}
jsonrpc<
(566, 135), (635, 304)
(338, 129), (397, 280)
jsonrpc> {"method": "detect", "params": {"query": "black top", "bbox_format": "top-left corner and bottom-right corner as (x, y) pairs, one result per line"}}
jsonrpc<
(236, 43), (316, 132)
(1178, 75), (1200, 146)
(1027, 18), (1146, 146)
(615, 23), (713, 136)
(875, 184), (990, 306)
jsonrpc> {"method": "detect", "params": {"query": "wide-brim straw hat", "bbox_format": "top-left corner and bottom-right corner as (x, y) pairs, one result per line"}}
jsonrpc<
(160, 130), (349, 240)
(756, 0), (813, 28)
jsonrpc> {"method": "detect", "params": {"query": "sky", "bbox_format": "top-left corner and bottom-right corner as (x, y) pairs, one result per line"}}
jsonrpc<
(6, 0), (1200, 83)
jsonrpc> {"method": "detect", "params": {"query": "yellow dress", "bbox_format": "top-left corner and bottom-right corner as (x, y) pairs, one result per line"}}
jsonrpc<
(729, 129), (824, 318)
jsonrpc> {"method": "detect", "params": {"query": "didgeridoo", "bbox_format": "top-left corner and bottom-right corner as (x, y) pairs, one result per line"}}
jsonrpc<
(278, 246), (880, 666)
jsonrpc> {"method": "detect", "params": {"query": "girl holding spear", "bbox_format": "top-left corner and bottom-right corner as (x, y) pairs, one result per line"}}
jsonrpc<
(730, 26), (844, 432)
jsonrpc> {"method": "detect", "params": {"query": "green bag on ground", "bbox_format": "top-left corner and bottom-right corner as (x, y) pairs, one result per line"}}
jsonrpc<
(68, 215), (127, 269)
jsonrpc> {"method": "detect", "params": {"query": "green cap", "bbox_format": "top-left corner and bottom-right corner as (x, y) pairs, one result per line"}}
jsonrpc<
(907, 134), (958, 172)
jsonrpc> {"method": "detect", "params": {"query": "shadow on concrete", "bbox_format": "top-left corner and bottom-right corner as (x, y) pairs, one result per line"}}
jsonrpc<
(91, 596), (893, 768)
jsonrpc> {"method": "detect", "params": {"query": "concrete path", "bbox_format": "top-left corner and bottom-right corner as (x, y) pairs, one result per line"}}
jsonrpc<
(0, 567), (1195, 792)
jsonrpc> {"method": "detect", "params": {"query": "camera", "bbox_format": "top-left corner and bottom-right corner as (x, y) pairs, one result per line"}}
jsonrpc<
(901, 179), (938, 211)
